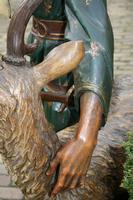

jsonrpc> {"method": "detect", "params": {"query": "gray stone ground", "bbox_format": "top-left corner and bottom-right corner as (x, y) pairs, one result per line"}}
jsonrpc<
(0, 0), (133, 199)
(108, 0), (133, 75)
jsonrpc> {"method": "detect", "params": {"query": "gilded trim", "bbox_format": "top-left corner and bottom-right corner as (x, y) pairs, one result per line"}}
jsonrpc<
(43, 0), (53, 14)
(50, 33), (65, 36)
(44, 36), (65, 41)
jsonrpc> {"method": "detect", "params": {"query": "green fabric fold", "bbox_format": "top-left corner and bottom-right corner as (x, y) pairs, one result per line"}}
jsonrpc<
(28, 0), (114, 130)
(65, 0), (114, 117)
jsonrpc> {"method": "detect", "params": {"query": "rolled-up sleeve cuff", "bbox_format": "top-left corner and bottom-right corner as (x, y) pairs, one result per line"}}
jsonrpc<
(74, 82), (110, 120)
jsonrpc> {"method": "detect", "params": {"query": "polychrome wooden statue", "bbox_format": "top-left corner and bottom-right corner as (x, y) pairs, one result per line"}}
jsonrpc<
(0, 1), (132, 200)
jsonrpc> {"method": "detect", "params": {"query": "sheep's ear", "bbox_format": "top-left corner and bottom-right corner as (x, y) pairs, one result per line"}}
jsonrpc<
(33, 41), (85, 89)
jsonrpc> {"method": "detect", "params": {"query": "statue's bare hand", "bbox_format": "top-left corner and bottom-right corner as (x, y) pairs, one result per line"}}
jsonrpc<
(46, 139), (95, 196)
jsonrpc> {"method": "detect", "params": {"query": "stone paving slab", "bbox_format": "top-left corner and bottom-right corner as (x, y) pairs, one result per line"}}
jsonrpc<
(0, 0), (133, 199)
(0, 164), (8, 175)
(0, 156), (23, 199)
(108, 0), (133, 75)
(0, 187), (23, 200)
(0, 175), (11, 187)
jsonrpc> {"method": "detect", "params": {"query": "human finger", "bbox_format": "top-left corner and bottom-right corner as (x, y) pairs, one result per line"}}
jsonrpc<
(70, 175), (81, 189)
(63, 174), (73, 189)
(46, 156), (60, 176)
(79, 176), (86, 187)
(51, 170), (67, 196)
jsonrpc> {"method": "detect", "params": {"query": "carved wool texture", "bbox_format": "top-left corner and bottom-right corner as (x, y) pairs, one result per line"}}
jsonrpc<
(0, 63), (58, 199)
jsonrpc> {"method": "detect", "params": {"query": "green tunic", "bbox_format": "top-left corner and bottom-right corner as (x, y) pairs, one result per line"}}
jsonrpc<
(28, 0), (114, 131)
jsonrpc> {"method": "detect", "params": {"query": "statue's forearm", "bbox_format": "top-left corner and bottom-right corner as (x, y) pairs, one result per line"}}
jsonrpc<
(75, 92), (103, 147)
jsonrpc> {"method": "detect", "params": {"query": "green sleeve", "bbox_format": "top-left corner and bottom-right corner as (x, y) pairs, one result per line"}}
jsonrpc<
(65, 0), (114, 119)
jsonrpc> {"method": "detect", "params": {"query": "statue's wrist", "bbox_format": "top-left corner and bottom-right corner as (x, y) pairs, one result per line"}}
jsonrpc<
(75, 135), (97, 150)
